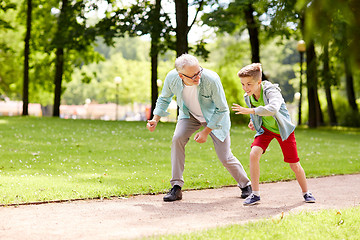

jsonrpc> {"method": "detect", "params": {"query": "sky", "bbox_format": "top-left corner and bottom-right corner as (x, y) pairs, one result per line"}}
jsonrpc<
(83, 0), (231, 44)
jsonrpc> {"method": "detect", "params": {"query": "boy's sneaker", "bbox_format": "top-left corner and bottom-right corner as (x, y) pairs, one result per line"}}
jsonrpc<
(243, 193), (260, 206)
(303, 192), (316, 203)
(240, 185), (252, 199)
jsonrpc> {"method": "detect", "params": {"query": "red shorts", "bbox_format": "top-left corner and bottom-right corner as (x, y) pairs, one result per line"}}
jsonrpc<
(251, 127), (299, 163)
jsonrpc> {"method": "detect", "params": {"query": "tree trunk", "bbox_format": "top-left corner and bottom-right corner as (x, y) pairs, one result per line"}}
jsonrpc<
(149, 0), (161, 120)
(244, 3), (266, 80)
(244, 4), (259, 63)
(344, 58), (358, 112)
(53, 0), (68, 117)
(322, 42), (337, 125)
(175, 0), (188, 56)
(53, 48), (64, 117)
(22, 0), (32, 116)
(342, 24), (358, 112)
(306, 41), (323, 128)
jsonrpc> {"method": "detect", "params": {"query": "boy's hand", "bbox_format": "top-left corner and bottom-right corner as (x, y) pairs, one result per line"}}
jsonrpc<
(248, 120), (255, 131)
(231, 103), (255, 115)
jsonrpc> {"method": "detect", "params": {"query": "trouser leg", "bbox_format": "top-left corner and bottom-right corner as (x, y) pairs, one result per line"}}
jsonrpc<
(210, 133), (251, 188)
(170, 116), (201, 187)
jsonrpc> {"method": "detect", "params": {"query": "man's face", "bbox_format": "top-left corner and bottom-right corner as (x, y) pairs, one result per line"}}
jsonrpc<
(179, 65), (203, 86)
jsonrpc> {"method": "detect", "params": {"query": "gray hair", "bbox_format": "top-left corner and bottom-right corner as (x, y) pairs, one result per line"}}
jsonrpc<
(175, 54), (199, 72)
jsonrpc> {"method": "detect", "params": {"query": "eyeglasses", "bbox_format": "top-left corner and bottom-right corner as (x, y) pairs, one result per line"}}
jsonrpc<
(181, 67), (203, 80)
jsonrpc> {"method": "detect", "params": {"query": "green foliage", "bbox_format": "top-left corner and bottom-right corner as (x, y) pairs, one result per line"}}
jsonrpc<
(0, 117), (359, 204)
(0, 0), (23, 95)
(261, 38), (299, 102)
(0, 0), (16, 29)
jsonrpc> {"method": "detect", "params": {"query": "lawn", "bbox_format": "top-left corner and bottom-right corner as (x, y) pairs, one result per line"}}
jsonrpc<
(0, 116), (359, 204)
(150, 206), (360, 240)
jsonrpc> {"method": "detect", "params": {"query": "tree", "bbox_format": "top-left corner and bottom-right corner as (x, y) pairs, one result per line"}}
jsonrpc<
(304, 0), (358, 113)
(149, 0), (162, 119)
(96, 0), (174, 120)
(0, 0), (16, 29)
(175, 0), (188, 56)
(0, 0), (19, 100)
(202, 0), (267, 78)
(97, 0), (208, 119)
(51, 0), (99, 116)
(22, 0), (32, 116)
(266, 1), (324, 127)
(342, 24), (358, 112)
(321, 42), (337, 125)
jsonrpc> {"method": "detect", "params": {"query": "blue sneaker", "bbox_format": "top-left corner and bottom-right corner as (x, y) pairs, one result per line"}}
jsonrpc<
(303, 192), (316, 203)
(243, 193), (260, 206)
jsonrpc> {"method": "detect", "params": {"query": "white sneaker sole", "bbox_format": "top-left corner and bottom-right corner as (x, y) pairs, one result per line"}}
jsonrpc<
(243, 200), (260, 206)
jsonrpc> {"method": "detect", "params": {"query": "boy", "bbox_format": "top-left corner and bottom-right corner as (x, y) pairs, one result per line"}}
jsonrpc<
(231, 63), (315, 206)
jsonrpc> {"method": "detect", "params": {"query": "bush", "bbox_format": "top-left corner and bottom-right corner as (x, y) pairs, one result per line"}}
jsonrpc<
(340, 109), (360, 127)
(333, 94), (360, 127)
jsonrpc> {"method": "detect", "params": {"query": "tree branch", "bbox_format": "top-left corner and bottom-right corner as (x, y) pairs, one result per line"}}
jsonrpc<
(188, 0), (204, 34)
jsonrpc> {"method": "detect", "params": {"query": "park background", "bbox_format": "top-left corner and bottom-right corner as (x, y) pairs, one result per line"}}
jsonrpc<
(0, 1), (360, 239)
(0, 0), (359, 200)
(0, 0), (359, 127)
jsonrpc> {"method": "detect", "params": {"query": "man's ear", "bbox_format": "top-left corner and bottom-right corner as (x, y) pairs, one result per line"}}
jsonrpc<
(178, 73), (183, 79)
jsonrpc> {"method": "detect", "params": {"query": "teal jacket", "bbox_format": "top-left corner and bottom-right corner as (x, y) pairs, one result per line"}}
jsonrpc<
(244, 81), (295, 141)
(153, 68), (230, 142)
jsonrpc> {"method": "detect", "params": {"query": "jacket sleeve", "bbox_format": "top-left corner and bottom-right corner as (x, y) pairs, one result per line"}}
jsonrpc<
(153, 73), (175, 117)
(254, 88), (283, 116)
(206, 78), (228, 130)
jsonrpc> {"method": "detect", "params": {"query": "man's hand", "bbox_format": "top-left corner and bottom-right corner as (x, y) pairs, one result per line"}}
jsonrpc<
(146, 115), (161, 132)
(231, 103), (255, 115)
(146, 120), (158, 132)
(248, 120), (255, 131)
(194, 127), (212, 143)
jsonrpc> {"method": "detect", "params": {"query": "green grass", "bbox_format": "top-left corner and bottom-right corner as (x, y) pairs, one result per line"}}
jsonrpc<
(0, 117), (359, 204)
(149, 207), (360, 240)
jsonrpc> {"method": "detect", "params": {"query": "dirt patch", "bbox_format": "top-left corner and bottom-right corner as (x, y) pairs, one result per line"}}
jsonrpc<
(1, 174), (359, 240)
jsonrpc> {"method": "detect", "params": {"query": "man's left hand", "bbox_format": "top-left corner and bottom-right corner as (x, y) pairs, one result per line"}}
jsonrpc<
(194, 127), (212, 143)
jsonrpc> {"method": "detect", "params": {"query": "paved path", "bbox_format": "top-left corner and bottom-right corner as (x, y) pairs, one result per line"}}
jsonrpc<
(1, 174), (359, 240)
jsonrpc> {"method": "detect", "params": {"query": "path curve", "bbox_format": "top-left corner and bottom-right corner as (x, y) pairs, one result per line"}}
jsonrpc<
(1, 174), (360, 240)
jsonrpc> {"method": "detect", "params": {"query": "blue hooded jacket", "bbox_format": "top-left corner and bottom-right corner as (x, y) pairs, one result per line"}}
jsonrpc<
(244, 81), (295, 141)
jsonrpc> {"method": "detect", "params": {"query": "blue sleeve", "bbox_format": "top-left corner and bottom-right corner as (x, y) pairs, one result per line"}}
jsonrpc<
(206, 76), (229, 130)
(153, 72), (175, 117)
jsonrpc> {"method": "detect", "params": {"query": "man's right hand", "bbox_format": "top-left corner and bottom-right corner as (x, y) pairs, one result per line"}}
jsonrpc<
(146, 119), (158, 132)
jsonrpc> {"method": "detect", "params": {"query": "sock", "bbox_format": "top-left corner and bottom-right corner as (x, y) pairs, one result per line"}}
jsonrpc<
(302, 191), (311, 196)
(252, 191), (260, 197)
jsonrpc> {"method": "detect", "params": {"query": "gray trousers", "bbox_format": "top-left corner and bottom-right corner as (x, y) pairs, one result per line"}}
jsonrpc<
(170, 115), (251, 188)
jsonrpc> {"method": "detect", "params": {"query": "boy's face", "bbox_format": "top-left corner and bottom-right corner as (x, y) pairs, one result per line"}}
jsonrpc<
(240, 76), (262, 97)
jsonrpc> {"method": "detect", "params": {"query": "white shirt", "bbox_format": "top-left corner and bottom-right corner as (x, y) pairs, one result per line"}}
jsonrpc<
(182, 83), (206, 123)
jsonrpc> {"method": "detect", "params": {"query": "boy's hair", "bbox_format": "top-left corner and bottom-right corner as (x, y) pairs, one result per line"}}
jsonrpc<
(237, 63), (262, 81)
(175, 54), (199, 72)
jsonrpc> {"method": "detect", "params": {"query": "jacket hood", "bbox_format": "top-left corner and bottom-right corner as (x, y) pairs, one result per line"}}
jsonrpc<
(262, 80), (281, 92)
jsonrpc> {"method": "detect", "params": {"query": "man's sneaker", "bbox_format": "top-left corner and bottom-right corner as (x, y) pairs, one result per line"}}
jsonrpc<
(240, 185), (252, 199)
(303, 192), (316, 203)
(163, 185), (182, 202)
(243, 193), (260, 206)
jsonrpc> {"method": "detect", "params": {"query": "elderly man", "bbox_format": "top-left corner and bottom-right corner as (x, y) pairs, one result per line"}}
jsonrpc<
(146, 54), (251, 202)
